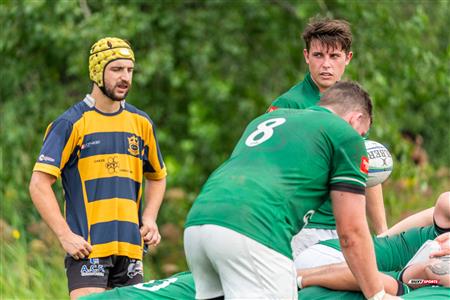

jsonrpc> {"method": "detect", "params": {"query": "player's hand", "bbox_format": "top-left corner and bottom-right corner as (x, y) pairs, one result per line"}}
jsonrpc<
(59, 230), (92, 260)
(140, 218), (161, 246)
(431, 232), (450, 257)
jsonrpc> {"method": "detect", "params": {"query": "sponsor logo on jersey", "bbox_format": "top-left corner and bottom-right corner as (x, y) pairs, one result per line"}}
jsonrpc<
(127, 259), (144, 278)
(106, 156), (120, 173)
(81, 140), (100, 150)
(360, 156), (369, 174)
(38, 154), (55, 163)
(267, 106), (279, 113)
(80, 261), (105, 277)
(127, 135), (140, 156)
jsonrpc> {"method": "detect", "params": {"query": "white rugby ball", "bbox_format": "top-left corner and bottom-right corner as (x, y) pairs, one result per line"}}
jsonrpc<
(364, 140), (393, 187)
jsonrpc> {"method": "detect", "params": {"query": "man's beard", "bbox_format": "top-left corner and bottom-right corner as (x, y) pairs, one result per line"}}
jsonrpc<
(102, 84), (129, 101)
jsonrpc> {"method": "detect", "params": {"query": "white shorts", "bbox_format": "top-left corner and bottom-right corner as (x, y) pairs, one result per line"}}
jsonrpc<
(294, 244), (345, 271)
(290, 228), (339, 259)
(184, 224), (297, 300)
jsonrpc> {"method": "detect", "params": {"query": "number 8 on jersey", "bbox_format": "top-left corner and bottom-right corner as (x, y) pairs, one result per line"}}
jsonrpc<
(245, 118), (286, 147)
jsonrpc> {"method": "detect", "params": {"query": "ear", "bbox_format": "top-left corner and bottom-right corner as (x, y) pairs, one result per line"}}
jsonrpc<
(348, 112), (363, 126)
(345, 51), (353, 65)
(303, 48), (310, 64)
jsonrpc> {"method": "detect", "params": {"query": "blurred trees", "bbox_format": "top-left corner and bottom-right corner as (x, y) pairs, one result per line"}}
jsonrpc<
(1, 0), (449, 293)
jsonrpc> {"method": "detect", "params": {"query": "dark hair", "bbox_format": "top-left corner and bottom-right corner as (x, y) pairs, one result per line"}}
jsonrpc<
(319, 81), (372, 123)
(302, 17), (352, 53)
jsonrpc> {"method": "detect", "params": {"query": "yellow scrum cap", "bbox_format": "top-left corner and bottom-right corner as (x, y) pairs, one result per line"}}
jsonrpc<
(89, 37), (135, 87)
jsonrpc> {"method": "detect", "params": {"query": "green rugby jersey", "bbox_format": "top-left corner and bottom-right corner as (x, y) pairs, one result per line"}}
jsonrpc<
(268, 73), (344, 230)
(185, 107), (368, 258)
(319, 225), (438, 271)
(79, 272), (195, 300)
(268, 72), (320, 111)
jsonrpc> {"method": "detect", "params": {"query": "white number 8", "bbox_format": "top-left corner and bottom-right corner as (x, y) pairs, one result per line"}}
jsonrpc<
(245, 118), (286, 147)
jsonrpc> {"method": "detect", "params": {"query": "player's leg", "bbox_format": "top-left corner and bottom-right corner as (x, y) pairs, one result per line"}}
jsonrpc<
(184, 225), (224, 299)
(70, 287), (106, 300)
(291, 228), (338, 258)
(294, 244), (345, 270)
(434, 192), (450, 231)
(199, 224), (297, 299)
(65, 256), (112, 300)
(402, 256), (450, 288)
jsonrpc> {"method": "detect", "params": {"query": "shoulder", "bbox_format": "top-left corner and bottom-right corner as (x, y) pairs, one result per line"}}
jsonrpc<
(124, 102), (155, 126)
(51, 99), (92, 128)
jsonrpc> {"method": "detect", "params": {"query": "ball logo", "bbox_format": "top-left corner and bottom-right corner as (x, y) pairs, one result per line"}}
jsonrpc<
(364, 140), (394, 187)
(360, 156), (369, 174)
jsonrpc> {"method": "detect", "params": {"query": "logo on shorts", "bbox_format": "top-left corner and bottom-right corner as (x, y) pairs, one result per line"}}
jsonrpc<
(127, 135), (140, 156)
(80, 260), (105, 277)
(127, 259), (144, 278)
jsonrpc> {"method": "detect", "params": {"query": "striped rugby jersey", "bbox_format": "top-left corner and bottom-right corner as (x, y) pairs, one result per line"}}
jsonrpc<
(34, 95), (166, 259)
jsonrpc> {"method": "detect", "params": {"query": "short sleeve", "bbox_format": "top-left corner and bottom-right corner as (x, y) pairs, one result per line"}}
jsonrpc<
(33, 118), (77, 178)
(143, 121), (167, 180)
(329, 135), (368, 195)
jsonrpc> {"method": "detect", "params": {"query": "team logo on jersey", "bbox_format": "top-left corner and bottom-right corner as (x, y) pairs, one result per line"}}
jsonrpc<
(128, 135), (140, 156)
(266, 105), (279, 113)
(106, 156), (119, 173)
(360, 156), (369, 174)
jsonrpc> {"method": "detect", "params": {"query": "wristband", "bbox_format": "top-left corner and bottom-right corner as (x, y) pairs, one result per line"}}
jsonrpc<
(367, 289), (385, 300)
(297, 276), (303, 289)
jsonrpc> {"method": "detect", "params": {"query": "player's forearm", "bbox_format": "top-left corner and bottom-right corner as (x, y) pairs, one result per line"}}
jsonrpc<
(29, 172), (71, 238)
(378, 207), (434, 237)
(339, 225), (384, 297)
(142, 177), (166, 221)
(302, 263), (360, 291)
(332, 190), (384, 298)
(366, 184), (388, 234)
(301, 264), (399, 294)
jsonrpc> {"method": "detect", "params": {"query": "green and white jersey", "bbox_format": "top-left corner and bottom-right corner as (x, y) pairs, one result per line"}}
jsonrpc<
(319, 225), (438, 271)
(268, 72), (321, 110)
(185, 107), (368, 258)
(79, 272), (195, 300)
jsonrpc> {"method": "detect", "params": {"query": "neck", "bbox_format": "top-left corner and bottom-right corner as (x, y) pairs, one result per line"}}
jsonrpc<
(90, 84), (121, 113)
(310, 76), (327, 93)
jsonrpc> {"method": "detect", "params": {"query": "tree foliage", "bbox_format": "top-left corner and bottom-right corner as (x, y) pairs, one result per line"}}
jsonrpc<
(0, 0), (449, 297)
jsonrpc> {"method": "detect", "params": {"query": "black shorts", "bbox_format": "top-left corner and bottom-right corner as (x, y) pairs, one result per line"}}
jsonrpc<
(65, 255), (144, 292)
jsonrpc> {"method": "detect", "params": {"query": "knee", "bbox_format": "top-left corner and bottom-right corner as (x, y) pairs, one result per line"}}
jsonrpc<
(425, 258), (450, 287)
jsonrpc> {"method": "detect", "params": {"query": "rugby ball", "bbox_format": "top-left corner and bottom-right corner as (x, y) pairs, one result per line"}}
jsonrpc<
(364, 140), (393, 187)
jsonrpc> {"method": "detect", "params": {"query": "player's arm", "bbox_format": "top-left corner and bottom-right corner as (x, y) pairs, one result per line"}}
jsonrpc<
(402, 232), (450, 288)
(366, 184), (388, 234)
(298, 262), (399, 295)
(332, 190), (389, 299)
(29, 171), (92, 259)
(140, 177), (166, 246)
(378, 207), (434, 237)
